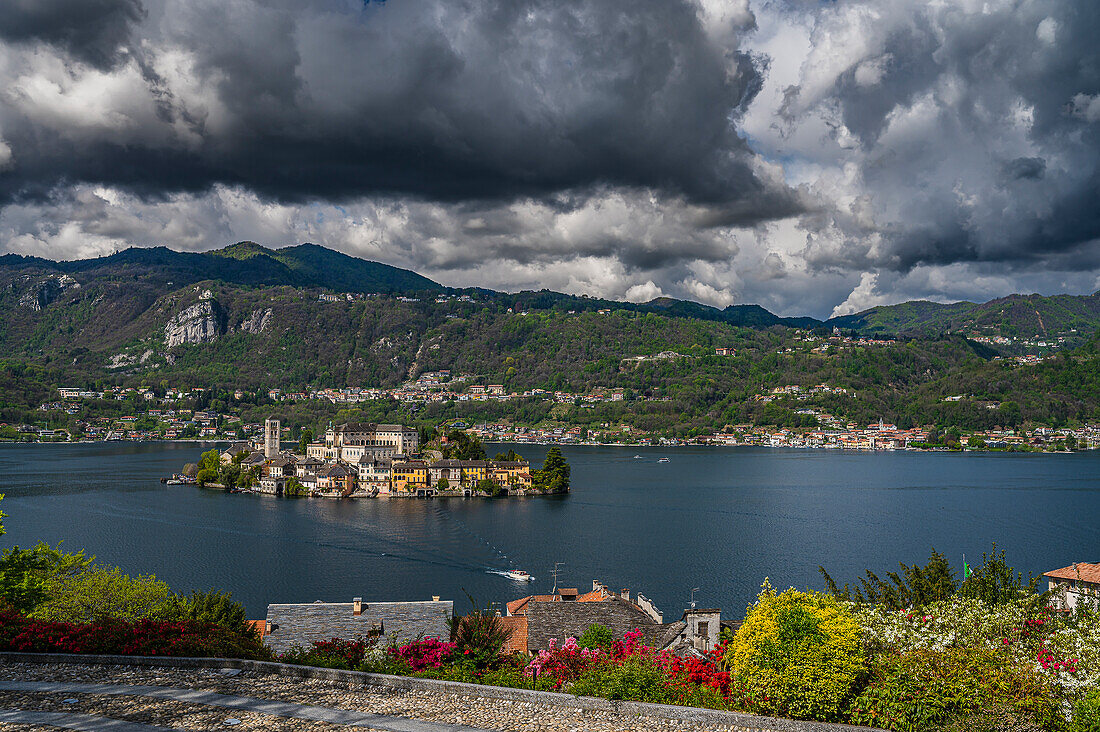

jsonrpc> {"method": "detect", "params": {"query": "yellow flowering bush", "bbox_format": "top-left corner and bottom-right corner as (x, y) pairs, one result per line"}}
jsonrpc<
(724, 583), (865, 721)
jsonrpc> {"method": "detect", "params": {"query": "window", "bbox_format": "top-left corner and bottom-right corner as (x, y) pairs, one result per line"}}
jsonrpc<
(697, 621), (709, 637)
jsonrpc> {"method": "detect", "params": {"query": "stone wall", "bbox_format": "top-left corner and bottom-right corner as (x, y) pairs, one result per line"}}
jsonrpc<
(0, 652), (879, 732)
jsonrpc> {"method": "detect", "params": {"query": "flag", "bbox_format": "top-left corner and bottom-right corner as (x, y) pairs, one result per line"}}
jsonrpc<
(964, 560), (973, 579)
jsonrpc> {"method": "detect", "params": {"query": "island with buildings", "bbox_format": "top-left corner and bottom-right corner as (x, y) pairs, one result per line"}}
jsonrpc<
(182, 419), (568, 499)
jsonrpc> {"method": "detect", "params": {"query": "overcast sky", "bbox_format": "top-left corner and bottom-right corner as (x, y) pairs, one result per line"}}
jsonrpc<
(0, 0), (1098, 318)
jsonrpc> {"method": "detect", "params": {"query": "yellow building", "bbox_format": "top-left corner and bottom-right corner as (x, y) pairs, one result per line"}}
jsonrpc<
(391, 460), (429, 494)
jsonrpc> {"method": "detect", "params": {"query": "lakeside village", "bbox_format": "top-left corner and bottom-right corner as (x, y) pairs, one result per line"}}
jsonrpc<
(9, 376), (1100, 452)
(179, 420), (568, 499)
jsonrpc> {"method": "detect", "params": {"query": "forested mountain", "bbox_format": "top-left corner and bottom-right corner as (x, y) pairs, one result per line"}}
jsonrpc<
(0, 242), (442, 295)
(6, 242), (1100, 436)
(828, 291), (1100, 343)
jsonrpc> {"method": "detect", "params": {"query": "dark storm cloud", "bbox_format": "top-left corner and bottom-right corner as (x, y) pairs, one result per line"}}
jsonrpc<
(783, 0), (1100, 273)
(0, 0), (797, 219)
(1001, 157), (1046, 182)
(0, 0), (145, 69)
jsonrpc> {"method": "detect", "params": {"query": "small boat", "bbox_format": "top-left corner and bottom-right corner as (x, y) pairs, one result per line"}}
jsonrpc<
(658, 457), (670, 463)
(506, 569), (533, 582)
(632, 455), (643, 459)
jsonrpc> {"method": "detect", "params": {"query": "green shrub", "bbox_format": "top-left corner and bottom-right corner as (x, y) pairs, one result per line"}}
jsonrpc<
(1072, 688), (1100, 732)
(170, 589), (249, 632)
(723, 583), (865, 721)
(570, 656), (674, 703)
(578, 623), (614, 651)
(848, 647), (1063, 732)
(32, 565), (174, 623)
(0, 543), (91, 615)
(449, 608), (511, 669)
(357, 647), (411, 676)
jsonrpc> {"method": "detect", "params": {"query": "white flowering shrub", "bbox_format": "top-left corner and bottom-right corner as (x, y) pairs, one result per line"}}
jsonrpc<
(855, 597), (1100, 697)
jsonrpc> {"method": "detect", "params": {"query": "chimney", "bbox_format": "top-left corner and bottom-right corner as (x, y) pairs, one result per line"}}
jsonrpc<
(353, 597), (362, 616)
(621, 589), (630, 602)
(432, 595), (440, 602)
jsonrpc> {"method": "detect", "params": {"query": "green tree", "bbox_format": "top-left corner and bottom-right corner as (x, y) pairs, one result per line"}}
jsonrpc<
(170, 589), (250, 633)
(819, 548), (958, 609)
(298, 428), (314, 454)
(0, 543), (91, 615)
(32, 565), (174, 623)
(958, 544), (1042, 606)
(533, 447), (570, 493)
(476, 478), (502, 496)
(442, 431), (487, 460)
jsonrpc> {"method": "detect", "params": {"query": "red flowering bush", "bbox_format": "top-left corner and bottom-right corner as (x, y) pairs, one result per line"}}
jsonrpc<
(392, 637), (455, 672)
(522, 628), (742, 709)
(0, 610), (270, 660)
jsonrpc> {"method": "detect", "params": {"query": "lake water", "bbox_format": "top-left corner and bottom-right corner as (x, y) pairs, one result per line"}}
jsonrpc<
(1, 442), (1097, 619)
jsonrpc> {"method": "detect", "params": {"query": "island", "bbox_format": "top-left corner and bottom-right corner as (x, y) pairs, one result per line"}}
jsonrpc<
(179, 420), (570, 498)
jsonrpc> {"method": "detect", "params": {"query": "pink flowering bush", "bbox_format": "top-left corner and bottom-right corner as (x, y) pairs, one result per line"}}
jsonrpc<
(392, 637), (456, 672)
(524, 636), (603, 688)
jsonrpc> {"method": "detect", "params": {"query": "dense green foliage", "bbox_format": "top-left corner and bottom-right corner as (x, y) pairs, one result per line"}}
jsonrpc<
(831, 290), (1100, 344)
(822, 545), (1043, 609)
(819, 549), (958, 610)
(532, 447), (570, 493)
(849, 647), (1062, 731)
(724, 585), (865, 721)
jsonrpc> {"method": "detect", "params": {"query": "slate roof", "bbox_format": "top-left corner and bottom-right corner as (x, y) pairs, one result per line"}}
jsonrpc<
(264, 600), (453, 654)
(523, 596), (673, 653)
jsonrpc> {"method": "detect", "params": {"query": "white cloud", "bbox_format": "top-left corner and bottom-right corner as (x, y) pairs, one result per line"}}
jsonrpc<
(624, 280), (665, 302)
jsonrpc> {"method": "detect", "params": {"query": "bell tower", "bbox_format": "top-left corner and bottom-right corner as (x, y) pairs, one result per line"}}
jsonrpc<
(265, 418), (280, 458)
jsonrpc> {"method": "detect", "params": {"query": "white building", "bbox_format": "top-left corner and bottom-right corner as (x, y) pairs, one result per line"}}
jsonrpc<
(1044, 562), (1100, 610)
(307, 423), (418, 462)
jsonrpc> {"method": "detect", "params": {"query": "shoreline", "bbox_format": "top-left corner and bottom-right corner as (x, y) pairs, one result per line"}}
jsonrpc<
(0, 438), (1081, 454)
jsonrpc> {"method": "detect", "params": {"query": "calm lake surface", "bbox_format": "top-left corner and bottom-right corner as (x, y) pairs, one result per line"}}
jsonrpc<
(1, 442), (1097, 618)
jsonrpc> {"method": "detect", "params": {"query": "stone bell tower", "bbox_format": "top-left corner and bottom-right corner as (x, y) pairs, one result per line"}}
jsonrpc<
(265, 418), (280, 458)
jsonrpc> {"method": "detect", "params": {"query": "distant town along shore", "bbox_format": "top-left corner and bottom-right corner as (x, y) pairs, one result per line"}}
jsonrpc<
(173, 420), (570, 499)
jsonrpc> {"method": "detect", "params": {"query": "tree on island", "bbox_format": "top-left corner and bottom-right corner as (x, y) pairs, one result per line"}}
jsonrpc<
(298, 428), (314, 454)
(532, 447), (570, 493)
(442, 431), (487, 460)
(476, 478), (503, 497)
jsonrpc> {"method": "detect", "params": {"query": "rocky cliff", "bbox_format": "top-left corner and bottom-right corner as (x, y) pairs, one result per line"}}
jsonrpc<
(165, 299), (227, 347)
(19, 274), (79, 311)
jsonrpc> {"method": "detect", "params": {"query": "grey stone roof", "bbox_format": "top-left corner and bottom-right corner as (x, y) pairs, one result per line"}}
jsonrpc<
(264, 600), (453, 654)
(523, 597), (677, 653)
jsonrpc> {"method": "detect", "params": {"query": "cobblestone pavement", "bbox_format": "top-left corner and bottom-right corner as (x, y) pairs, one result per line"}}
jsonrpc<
(0, 664), (751, 732)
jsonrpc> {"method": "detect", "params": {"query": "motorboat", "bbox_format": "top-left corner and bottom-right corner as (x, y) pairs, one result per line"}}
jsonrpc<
(506, 569), (533, 582)
(632, 455), (643, 459)
(658, 457), (670, 463)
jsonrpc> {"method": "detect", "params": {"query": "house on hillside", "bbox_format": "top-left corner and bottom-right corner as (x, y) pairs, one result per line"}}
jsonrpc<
(1044, 562), (1100, 610)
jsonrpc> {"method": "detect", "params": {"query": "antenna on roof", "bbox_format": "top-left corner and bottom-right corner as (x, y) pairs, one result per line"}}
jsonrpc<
(690, 587), (700, 610)
(550, 562), (565, 594)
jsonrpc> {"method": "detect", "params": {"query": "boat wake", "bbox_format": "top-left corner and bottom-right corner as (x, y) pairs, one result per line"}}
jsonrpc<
(486, 569), (536, 581)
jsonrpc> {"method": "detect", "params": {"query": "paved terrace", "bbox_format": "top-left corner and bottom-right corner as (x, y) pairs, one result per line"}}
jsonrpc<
(0, 655), (877, 732)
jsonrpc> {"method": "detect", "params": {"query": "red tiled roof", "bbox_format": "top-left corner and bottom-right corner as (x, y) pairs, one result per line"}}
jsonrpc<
(507, 594), (556, 616)
(1044, 562), (1100, 584)
(247, 619), (266, 638)
(496, 616), (529, 654)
